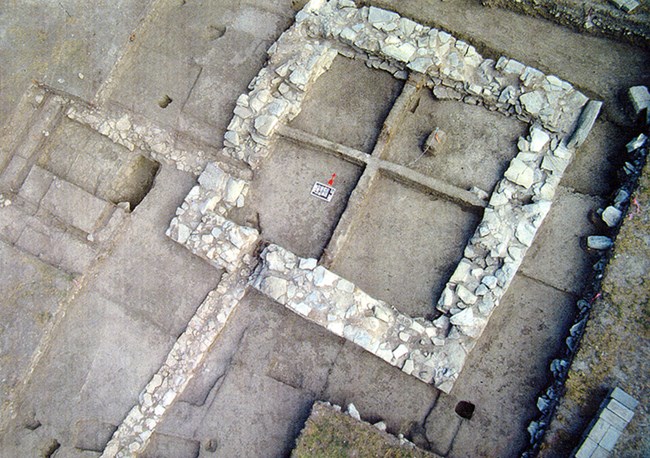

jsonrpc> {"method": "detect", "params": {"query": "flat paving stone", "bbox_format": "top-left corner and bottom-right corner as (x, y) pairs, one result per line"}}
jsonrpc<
(330, 174), (481, 317)
(520, 186), (604, 294)
(290, 55), (405, 153)
(233, 137), (364, 259)
(383, 89), (528, 193)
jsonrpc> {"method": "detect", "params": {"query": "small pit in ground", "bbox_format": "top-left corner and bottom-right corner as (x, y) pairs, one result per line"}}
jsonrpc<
(455, 401), (475, 420)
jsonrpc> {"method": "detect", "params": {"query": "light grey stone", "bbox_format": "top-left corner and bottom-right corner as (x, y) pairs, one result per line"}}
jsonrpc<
(601, 206), (622, 227)
(529, 127), (550, 152)
(610, 387), (639, 410)
(368, 6), (400, 24)
(382, 42), (417, 62)
(198, 163), (228, 191)
(449, 307), (475, 327)
(575, 437), (598, 458)
(587, 236), (613, 250)
(626, 133), (647, 152)
(347, 403), (361, 421)
(262, 276), (288, 302)
(628, 86), (650, 114)
(505, 158), (535, 188)
(456, 284), (477, 305)
(568, 100), (603, 149)
(520, 91), (545, 116)
(313, 266), (337, 287)
(373, 421), (387, 431)
(299, 258), (317, 270)
(606, 399), (635, 422)
(254, 115), (279, 137)
(599, 425), (622, 451)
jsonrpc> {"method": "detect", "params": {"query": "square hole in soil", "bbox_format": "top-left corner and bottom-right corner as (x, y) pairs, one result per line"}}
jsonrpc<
(231, 137), (364, 259)
(329, 173), (481, 318)
(289, 55), (404, 153)
(382, 89), (528, 194)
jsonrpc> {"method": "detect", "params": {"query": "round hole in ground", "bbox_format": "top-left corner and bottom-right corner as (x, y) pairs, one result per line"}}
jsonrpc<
(158, 95), (173, 108)
(455, 401), (475, 420)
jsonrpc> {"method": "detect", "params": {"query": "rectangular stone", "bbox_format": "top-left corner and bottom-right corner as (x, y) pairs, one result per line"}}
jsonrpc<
(599, 407), (629, 431)
(599, 425), (622, 451)
(610, 387), (639, 410)
(575, 436), (598, 458)
(605, 398), (635, 422)
(588, 417), (610, 443)
(41, 177), (112, 234)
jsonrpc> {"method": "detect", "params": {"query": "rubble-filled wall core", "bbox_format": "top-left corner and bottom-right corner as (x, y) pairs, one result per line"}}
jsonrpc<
(101, 0), (602, 455)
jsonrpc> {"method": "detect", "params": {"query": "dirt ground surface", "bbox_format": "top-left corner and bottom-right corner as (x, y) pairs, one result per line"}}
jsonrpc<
(0, 1), (648, 457)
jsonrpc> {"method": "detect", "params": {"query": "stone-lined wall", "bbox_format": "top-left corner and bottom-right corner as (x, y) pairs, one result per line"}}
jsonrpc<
(166, 163), (259, 272)
(67, 102), (216, 175)
(253, 244), (454, 387)
(167, 0), (600, 393)
(218, 0), (590, 173)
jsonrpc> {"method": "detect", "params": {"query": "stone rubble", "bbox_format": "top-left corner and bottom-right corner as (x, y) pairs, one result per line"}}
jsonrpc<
(166, 162), (259, 272)
(66, 102), (218, 175)
(253, 244), (463, 390)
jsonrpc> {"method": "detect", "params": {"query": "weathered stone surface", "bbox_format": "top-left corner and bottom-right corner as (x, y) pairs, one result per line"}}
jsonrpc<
(601, 206), (622, 227)
(628, 86), (650, 115)
(504, 158), (535, 188)
(587, 235), (613, 250)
